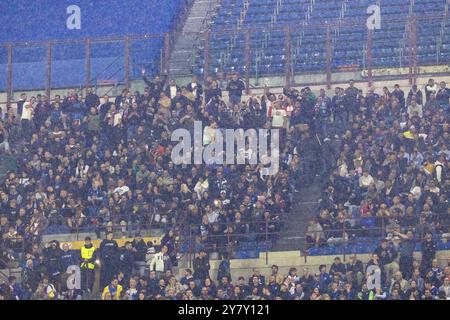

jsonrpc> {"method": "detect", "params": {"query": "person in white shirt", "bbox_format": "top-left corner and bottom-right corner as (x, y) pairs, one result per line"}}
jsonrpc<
(21, 96), (35, 140)
(407, 96), (423, 118)
(203, 122), (218, 145)
(194, 178), (209, 199)
(165, 79), (179, 99)
(425, 78), (438, 103)
(114, 179), (130, 196)
(271, 105), (287, 128)
(359, 170), (375, 189)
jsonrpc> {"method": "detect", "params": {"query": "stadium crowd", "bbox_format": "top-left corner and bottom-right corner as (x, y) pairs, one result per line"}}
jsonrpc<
(0, 69), (449, 299)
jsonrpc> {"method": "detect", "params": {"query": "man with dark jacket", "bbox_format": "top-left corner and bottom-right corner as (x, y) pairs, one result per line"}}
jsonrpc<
(344, 80), (359, 121)
(436, 81), (450, 109)
(115, 89), (130, 108)
(407, 84), (423, 105)
(99, 95), (113, 123)
(99, 232), (119, 287)
(142, 69), (165, 100)
(164, 79), (180, 99)
(118, 242), (135, 282)
(298, 267), (315, 295)
(85, 88), (100, 109)
(391, 84), (405, 108)
(394, 230), (416, 280)
(34, 95), (52, 129)
(345, 254), (364, 289)
(131, 235), (148, 276)
(374, 239), (399, 284)
(16, 93), (27, 118)
(421, 232), (437, 275)
(330, 257), (347, 281)
(193, 249), (210, 282)
(226, 73), (246, 106)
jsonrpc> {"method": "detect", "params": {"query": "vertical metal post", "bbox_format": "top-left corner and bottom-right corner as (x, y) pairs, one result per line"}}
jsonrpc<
(326, 25), (332, 89)
(407, 17), (418, 86)
(85, 39), (91, 92)
(285, 26), (292, 88)
(342, 223), (346, 262)
(124, 37), (131, 89)
(164, 33), (170, 76)
(367, 28), (373, 88)
(204, 30), (210, 81)
(226, 227), (231, 260)
(265, 218), (269, 265)
(188, 227), (192, 268)
(46, 42), (52, 99)
(304, 236), (307, 264)
(411, 17), (417, 86)
(6, 44), (12, 108)
(408, 19), (413, 85)
(244, 30), (251, 95)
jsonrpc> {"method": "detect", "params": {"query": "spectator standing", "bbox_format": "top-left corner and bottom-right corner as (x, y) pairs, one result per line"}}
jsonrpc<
(226, 73), (246, 106)
(420, 232), (437, 276)
(394, 230), (416, 280)
(425, 79), (438, 103)
(99, 232), (119, 288)
(193, 249), (210, 283)
(80, 236), (96, 293)
(149, 245), (173, 278)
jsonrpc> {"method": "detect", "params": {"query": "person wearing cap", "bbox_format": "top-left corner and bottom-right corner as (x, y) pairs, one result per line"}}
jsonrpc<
(80, 236), (96, 293)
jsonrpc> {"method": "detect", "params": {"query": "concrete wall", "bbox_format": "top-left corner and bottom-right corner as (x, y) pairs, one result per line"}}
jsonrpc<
(2, 70), (450, 109)
(196, 250), (450, 282)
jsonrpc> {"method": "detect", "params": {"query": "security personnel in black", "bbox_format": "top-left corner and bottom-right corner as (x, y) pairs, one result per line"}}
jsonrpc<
(99, 232), (119, 288)
(80, 236), (96, 293)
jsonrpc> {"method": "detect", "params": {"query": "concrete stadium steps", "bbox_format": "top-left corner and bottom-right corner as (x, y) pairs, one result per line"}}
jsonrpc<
(271, 179), (322, 252)
(169, 0), (221, 78)
(0, 268), (22, 283)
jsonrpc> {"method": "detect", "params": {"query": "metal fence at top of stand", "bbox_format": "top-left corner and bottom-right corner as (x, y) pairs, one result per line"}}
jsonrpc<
(0, 34), (170, 107)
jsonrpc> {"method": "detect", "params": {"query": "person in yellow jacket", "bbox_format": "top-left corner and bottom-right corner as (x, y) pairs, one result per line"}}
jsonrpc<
(102, 278), (123, 300)
(80, 236), (96, 293)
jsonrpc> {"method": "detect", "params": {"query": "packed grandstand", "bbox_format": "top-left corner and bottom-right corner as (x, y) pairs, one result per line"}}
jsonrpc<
(0, 0), (449, 301)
